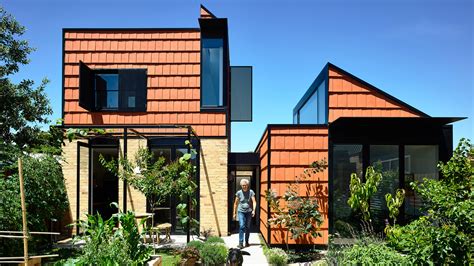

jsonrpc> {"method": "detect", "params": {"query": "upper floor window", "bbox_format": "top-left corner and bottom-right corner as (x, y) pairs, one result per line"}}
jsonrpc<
(79, 61), (147, 112)
(201, 38), (224, 108)
(294, 80), (327, 124)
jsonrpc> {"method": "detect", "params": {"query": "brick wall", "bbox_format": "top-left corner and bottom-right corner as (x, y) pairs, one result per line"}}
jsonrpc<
(199, 138), (229, 236)
(61, 139), (89, 234)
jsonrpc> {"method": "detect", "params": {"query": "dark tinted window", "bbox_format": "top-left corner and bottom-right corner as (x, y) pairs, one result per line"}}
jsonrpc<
(201, 38), (223, 107)
(78, 62), (147, 112)
(95, 74), (119, 110)
(230, 66), (252, 121)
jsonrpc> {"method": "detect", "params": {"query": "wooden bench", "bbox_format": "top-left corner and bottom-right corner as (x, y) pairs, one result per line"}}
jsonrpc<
(151, 223), (172, 245)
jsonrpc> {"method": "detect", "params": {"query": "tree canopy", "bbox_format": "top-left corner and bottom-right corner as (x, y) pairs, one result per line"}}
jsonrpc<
(0, 6), (52, 149)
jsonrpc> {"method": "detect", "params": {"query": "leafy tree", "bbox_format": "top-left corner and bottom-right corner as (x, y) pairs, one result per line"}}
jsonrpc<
(347, 166), (382, 221)
(100, 143), (199, 235)
(0, 6), (52, 149)
(0, 154), (69, 256)
(265, 160), (326, 250)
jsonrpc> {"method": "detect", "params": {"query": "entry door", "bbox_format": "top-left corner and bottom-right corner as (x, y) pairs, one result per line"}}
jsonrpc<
(229, 170), (259, 233)
(89, 141), (119, 220)
(149, 138), (199, 234)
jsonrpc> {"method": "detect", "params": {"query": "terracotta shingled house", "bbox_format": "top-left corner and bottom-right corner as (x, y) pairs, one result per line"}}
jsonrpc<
(256, 63), (463, 246)
(60, 6), (464, 247)
(61, 6), (248, 237)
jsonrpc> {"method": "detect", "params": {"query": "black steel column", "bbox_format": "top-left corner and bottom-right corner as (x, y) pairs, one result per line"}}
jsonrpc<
(76, 142), (81, 235)
(187, 127), (191, 243)
(123, 128), (128, 212)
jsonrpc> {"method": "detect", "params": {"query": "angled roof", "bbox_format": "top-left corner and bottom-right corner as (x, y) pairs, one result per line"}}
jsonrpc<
(327, 62), (429, 117)
(293, 62), (430, 118)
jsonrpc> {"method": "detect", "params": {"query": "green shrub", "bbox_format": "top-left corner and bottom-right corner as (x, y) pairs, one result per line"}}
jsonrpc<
(0, 154), (69, 255)
(63, 209), (151, 265)
(341, 241), (408, 265)
(186, 240), (204, 251)
(325, 237), (408, 265)
(266, 248), (288, 266)
(205, 235), (225, 244)
(386, 139), (473, 265)
(200, 242), (228, 265)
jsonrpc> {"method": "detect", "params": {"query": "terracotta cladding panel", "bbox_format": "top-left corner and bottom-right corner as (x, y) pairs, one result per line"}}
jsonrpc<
(65, 31), (199, 41)
(328, 72), (423, 118)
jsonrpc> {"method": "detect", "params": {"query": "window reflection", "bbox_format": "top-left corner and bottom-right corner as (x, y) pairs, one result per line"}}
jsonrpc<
(202, 38), (224, 107)
(370, 145), (399, 231)
(298, 81), (326, 124)
(404, 145), (438, 220)
(332, 144), (363, 236)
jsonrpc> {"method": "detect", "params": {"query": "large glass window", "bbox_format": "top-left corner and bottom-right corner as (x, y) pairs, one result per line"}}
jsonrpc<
(404, 145), (438, 220)
(201, 38), (224, 108)
(298, 81), (326, 124)
(317, 81), (327, 124)
(370, 145), (399, 231)
(332, 144), (363, 236)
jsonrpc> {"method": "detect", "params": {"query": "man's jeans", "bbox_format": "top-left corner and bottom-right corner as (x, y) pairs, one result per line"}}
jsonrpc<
(238, 211), (252, 244)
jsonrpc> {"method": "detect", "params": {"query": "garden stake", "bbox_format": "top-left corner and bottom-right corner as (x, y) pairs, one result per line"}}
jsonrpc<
(19, 158), (29, 266)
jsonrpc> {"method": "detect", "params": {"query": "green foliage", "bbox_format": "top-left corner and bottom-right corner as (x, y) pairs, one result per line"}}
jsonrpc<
(65, 127), (107, 142)
(385, 188), (405, 225)
(0, 154), (68, 255)
(186, 240), (204, 252)
(265, 159), (326, 249)
(0, 6), (52, 149)
(205, 235), (225, 244)
(347, 166), (382, 221)
(101, 144), (199, 234)
(200, 242), (228, 265)
(65, 206), (151, 265)
(326, 237), (409, 265)
(386, 139), (473, 265)
(413, 138), (474, 235)
(265, 248), (289, 266)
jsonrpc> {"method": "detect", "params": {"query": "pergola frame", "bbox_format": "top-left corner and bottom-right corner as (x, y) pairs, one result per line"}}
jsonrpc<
(61, 124), (200, 242)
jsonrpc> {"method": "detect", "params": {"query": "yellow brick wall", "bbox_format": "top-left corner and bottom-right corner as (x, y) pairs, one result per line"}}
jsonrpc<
(61, 139), (89, 234)
(62, 137), (229, 236)
(199, 138), (229, 236)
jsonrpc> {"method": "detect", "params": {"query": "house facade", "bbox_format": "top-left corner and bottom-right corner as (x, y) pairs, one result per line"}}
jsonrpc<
(256, 63), (461, 246)
(60, 5), (463, 246)
(61, 6), (253, 236)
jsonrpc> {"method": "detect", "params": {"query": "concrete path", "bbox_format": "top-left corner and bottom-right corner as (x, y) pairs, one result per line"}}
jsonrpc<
(222, 233), (268, 265)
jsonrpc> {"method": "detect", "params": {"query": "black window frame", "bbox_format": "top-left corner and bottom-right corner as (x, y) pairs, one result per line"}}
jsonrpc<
(201, 38), (225, 109)
(293, 64), (329, 125)
(199, 18), (229, 112)
(79, 61), (147, 112)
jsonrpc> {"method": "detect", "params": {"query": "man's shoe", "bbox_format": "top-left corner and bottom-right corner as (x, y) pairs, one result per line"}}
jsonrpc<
(245, 242), (250, 247)
(238, 243), (244, 249)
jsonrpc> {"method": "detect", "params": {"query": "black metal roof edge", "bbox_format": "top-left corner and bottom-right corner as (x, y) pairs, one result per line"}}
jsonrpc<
(327, 62), (430, 117)
(62, 28), (201, 32)
(293, 63), (329, 115)
(200, 4), (218, 19)
(330, 116), (467, 124)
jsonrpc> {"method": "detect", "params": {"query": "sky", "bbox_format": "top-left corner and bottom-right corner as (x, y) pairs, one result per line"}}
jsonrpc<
(3, 0), (473, 152)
